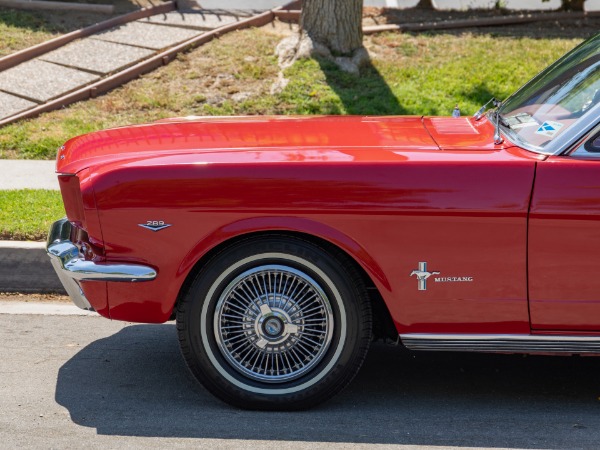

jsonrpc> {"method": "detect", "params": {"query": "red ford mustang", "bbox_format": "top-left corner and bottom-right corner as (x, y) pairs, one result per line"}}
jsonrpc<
(47, 33), (599, 410)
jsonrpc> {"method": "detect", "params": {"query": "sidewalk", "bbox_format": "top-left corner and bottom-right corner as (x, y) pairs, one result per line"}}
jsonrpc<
(0, 160), (60, 293)
(0, 160), (58, 190)
(0, 6), (266, 124)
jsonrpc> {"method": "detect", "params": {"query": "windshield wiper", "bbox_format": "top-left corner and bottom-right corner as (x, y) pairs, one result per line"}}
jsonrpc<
(473, 97), (500, 121)
(474, 97), (504, 144)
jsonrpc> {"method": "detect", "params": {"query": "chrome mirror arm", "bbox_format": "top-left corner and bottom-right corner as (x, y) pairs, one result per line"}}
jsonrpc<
(493, 107), (504, 145)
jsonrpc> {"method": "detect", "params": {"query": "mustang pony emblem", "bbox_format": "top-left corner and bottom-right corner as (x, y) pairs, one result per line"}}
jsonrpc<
(410, 262), (440, 291)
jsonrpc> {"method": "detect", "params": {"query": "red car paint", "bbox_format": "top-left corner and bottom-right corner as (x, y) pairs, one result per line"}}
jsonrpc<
(529, 157), (600, 332)
(56, 114), (589, 335)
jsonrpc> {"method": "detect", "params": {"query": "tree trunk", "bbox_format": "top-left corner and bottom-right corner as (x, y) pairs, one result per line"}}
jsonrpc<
(561, 0), (584, 10)
(273, 0), (367, 79)
(300, 0), (363, 56)
(414, 0), (435, 10)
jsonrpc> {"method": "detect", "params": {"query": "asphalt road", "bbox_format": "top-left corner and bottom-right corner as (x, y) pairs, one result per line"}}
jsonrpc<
(2, 311), (600, 449)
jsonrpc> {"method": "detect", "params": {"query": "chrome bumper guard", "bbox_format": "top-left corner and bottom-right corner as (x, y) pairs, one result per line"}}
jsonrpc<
(46, 218), (157, 310)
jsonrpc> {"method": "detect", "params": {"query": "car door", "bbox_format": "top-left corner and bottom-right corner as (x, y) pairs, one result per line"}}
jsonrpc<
(529, 125), (600, 331)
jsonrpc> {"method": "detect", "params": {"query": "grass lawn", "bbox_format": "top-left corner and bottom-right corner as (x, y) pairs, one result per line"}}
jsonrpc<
(0, 26), (583, 159)
(0, 190), (64, 241)
(0, 9), (59, 55)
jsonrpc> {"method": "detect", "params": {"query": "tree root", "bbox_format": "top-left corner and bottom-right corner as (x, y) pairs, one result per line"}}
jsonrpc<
(272, 33), (369, 94)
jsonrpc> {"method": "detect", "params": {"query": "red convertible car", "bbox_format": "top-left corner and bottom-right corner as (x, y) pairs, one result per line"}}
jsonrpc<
(48, 33), (599, 410)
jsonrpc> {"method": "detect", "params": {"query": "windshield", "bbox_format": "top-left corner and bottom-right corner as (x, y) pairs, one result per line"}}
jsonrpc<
(499, 34), (600, 154)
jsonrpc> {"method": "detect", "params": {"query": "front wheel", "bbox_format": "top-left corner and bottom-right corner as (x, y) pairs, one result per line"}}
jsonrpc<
(176, 236), (372, 410)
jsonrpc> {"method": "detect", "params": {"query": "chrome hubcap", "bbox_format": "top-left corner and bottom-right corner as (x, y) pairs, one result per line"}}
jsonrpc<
(263, 316), (283, 337)
(214, 264), (334, 383)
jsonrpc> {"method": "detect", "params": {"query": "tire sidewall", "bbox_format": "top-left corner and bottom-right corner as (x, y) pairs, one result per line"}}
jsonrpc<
(181, 237), (366, 408)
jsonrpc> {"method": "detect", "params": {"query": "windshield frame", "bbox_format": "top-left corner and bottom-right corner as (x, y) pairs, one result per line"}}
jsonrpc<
(497, 34), (600, 156)
(497, 103), (600, 156)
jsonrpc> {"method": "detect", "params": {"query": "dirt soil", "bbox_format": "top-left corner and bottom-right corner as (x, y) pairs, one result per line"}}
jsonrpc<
(362, 6), (600, 39)
(0, 292), (70, 303)
(268, 7), (600, 41)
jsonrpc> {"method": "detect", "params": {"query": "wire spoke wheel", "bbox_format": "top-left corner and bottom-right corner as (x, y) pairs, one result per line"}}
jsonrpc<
(177, 236), (372, 410)
(214, 265), (334, 383)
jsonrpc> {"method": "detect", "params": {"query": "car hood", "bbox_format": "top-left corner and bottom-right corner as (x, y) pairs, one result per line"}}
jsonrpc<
(56, 115), (500, 174)
(422, 116), (503, 151)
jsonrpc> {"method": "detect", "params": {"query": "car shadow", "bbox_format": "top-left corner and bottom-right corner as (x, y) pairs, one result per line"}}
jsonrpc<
(56, 323), (600, 447)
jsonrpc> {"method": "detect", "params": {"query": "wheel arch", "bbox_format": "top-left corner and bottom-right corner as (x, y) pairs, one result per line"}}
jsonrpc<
(173, 219), (397, 339)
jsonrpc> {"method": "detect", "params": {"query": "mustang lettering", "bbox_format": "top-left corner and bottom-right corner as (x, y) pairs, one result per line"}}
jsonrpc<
(434, 277), (474, 282)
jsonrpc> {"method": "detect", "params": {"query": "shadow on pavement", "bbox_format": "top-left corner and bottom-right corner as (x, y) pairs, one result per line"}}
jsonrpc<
(56, 323), (600, 447)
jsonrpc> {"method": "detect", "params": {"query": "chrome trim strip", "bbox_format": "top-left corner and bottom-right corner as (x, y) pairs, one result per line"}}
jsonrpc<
(48, 256), (92, 310)
(568, 121), (600, 158)
(46, 218), (92, 310)
(548, 103), (600, 156)
(46, 218), (157, 310)
(47, 240), (157, 282)
(400, 333), (600, 354)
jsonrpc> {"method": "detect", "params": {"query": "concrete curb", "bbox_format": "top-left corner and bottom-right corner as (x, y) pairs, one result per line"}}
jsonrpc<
(0, 241), (65, 294)
(0, 301), (96, 315)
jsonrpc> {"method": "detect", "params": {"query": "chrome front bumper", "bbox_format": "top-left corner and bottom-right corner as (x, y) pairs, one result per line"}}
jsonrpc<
(46, 218), (157, 310)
